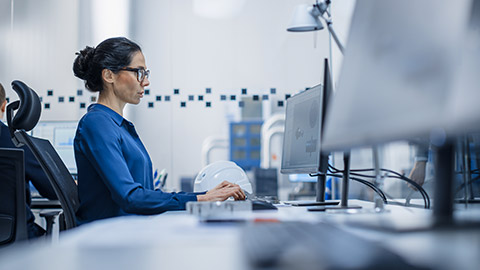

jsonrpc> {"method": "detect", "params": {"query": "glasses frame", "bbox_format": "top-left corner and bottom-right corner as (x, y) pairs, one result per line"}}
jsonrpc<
(118, 67), (150, 83)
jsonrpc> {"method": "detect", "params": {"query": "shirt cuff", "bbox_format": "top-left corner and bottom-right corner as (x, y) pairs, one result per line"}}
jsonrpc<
(414, 157), (428, 162)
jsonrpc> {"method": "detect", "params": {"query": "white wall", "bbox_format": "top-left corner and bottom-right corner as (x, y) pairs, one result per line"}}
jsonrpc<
(2, 0), (381, 196)
(128, 0), (358, 190)
(0, 0), (81, 121)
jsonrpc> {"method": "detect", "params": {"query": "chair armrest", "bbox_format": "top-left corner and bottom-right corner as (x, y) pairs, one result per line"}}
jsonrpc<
(31, 198), (61, 209)
(39, 210), (62, 236)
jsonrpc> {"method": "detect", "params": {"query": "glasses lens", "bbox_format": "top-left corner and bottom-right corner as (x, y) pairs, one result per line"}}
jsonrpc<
(137, 70), (143, 82)
(136, 69), (150, 82)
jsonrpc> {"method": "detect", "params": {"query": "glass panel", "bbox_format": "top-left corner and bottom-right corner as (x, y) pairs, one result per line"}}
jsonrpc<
(232, 124), (246, 136)
(250, 137), (261, 147)
(233, 138), (247, 147)
(233, 150), (246, 160)
(250, 150), (261, 160)
(249, 124), (262, 134)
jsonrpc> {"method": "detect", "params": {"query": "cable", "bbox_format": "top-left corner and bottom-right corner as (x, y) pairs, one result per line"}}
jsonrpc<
(309, 171), (387, 202)
(380, 169), (430, 208)
(327, 173), (388, 204)
(351, 177), (388, 203)
(387, 175), (429, 209)
(329, 173), (387, 203)
(328, 164), (430, 209)
(329, 164), (430, 207)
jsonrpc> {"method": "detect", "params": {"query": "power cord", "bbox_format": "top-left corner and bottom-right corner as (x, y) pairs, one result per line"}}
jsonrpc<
(326, 173), (388, 203)
(328, 164), (430, 209)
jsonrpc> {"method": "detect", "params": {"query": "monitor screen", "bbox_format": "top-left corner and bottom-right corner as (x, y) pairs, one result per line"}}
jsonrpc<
(281, 85), (323, 174)
(321, 0), (471, 152)
(446, 0), (480, 135)
(31, 121), (78, 174)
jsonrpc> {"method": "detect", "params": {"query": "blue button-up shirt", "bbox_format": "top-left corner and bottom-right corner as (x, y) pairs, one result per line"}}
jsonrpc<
(75, 104), (200, 224)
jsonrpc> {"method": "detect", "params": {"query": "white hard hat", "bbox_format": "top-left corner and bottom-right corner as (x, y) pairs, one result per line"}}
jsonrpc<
(194, 161), (253, 194)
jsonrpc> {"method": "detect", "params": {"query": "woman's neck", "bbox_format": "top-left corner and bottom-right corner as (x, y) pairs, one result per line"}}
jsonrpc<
(97, 92), (125, 117)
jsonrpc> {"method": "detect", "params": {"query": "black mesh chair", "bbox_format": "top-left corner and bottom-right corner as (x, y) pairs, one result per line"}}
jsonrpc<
(0, 148), (27, 246)
(6, 80), (79, 230)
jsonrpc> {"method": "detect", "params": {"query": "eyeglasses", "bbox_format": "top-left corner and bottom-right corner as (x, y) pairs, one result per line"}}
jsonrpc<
(118, 67), (150, 83)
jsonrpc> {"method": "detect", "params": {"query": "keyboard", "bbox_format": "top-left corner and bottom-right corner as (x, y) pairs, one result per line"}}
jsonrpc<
(250, 200), (277, 211)
(241, 221), (429, 270)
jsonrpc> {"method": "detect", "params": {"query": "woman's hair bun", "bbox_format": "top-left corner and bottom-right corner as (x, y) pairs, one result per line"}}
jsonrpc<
(73, 37), (142, 93)
(73, 46), (95, 80)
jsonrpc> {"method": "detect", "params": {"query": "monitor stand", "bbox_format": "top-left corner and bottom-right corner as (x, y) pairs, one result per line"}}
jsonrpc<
(308, 151), (361, 211)
(288, 153), (340, 207)
(433, 140), (456, 227)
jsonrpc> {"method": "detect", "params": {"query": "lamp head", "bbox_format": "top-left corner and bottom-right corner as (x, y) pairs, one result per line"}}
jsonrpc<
(287, 4), (324, 32)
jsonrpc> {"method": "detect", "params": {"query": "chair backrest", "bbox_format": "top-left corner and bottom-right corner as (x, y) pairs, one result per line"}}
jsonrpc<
(0, 148), (27, 245)
(14, 133), (79, 229)
(6, 81), (41, 144)
(6, 80), (79, 229)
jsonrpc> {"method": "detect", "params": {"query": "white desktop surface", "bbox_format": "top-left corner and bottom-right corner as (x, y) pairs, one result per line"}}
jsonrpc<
(1, 200), (480, 270)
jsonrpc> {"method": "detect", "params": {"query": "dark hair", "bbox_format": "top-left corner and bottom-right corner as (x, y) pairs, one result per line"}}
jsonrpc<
(0, 83), (5, 104)
(73, 37), (142, 92)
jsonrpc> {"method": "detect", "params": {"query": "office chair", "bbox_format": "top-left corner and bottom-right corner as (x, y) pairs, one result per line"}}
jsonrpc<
(6, 80), (79, 230)
(0, 148), (28, 246)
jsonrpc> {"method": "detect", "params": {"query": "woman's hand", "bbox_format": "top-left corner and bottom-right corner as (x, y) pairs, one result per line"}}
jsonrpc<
(197, 181), (246, 201)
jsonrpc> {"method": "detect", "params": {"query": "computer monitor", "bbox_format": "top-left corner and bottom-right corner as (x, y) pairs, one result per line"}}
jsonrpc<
(321, 0), (470, 152)
(31, 121), (77, 174)
(320, 0), (473, 224)
(446, 0), (480, 135)
(433, 0), (480, 223)
(282, 59), (339, 206)
(281, 84), (323, 175)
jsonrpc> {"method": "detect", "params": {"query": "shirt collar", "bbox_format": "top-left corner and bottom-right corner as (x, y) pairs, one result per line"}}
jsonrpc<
(88, 103), (125, 126)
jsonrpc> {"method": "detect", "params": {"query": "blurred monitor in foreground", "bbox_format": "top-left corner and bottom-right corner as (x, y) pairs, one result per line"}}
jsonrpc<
(31, 121), (77, 174)
(322, 0), (471, 152)
(446, 0), (480, 135)
(281, 85), (323, 174)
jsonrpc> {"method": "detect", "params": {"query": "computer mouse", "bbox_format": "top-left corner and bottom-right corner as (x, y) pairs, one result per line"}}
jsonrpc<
(251, 200), (278, 211)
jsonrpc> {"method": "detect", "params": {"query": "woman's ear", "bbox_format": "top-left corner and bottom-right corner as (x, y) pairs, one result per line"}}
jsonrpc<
(1, 100), (6, 113)
(102, 69), (115, 84)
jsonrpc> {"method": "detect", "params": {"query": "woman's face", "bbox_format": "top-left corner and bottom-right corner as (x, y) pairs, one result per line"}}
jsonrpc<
(112, 51), (150, 105)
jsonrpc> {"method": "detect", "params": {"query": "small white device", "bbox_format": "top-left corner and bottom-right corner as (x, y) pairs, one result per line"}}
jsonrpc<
(194, 161), (253, 194)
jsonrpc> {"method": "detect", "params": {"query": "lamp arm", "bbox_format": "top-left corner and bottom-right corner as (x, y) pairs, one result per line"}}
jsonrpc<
(313, 2), (345, 55)
(324, 17), (345, 54)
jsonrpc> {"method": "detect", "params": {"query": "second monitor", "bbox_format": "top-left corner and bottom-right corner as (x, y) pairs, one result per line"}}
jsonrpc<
(280, 82), (338, 207)
(281, 84), (323, 175)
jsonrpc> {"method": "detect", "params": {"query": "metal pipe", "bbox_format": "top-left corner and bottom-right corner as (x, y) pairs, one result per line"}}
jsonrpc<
(201, 136), (228, 167)
(260, 114), (285, 168)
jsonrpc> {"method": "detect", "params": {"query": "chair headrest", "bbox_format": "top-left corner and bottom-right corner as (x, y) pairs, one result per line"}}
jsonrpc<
(7, 80), (42, 132)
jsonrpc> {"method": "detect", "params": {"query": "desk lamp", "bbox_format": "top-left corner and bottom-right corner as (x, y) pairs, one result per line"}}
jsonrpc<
(287, 0), (345, 54)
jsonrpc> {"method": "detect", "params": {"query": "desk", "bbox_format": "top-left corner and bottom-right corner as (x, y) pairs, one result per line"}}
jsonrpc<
(0, 200), (479, 270)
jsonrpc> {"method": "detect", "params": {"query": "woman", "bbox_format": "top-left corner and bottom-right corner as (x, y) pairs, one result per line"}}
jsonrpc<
(73, 37), (245, 224)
